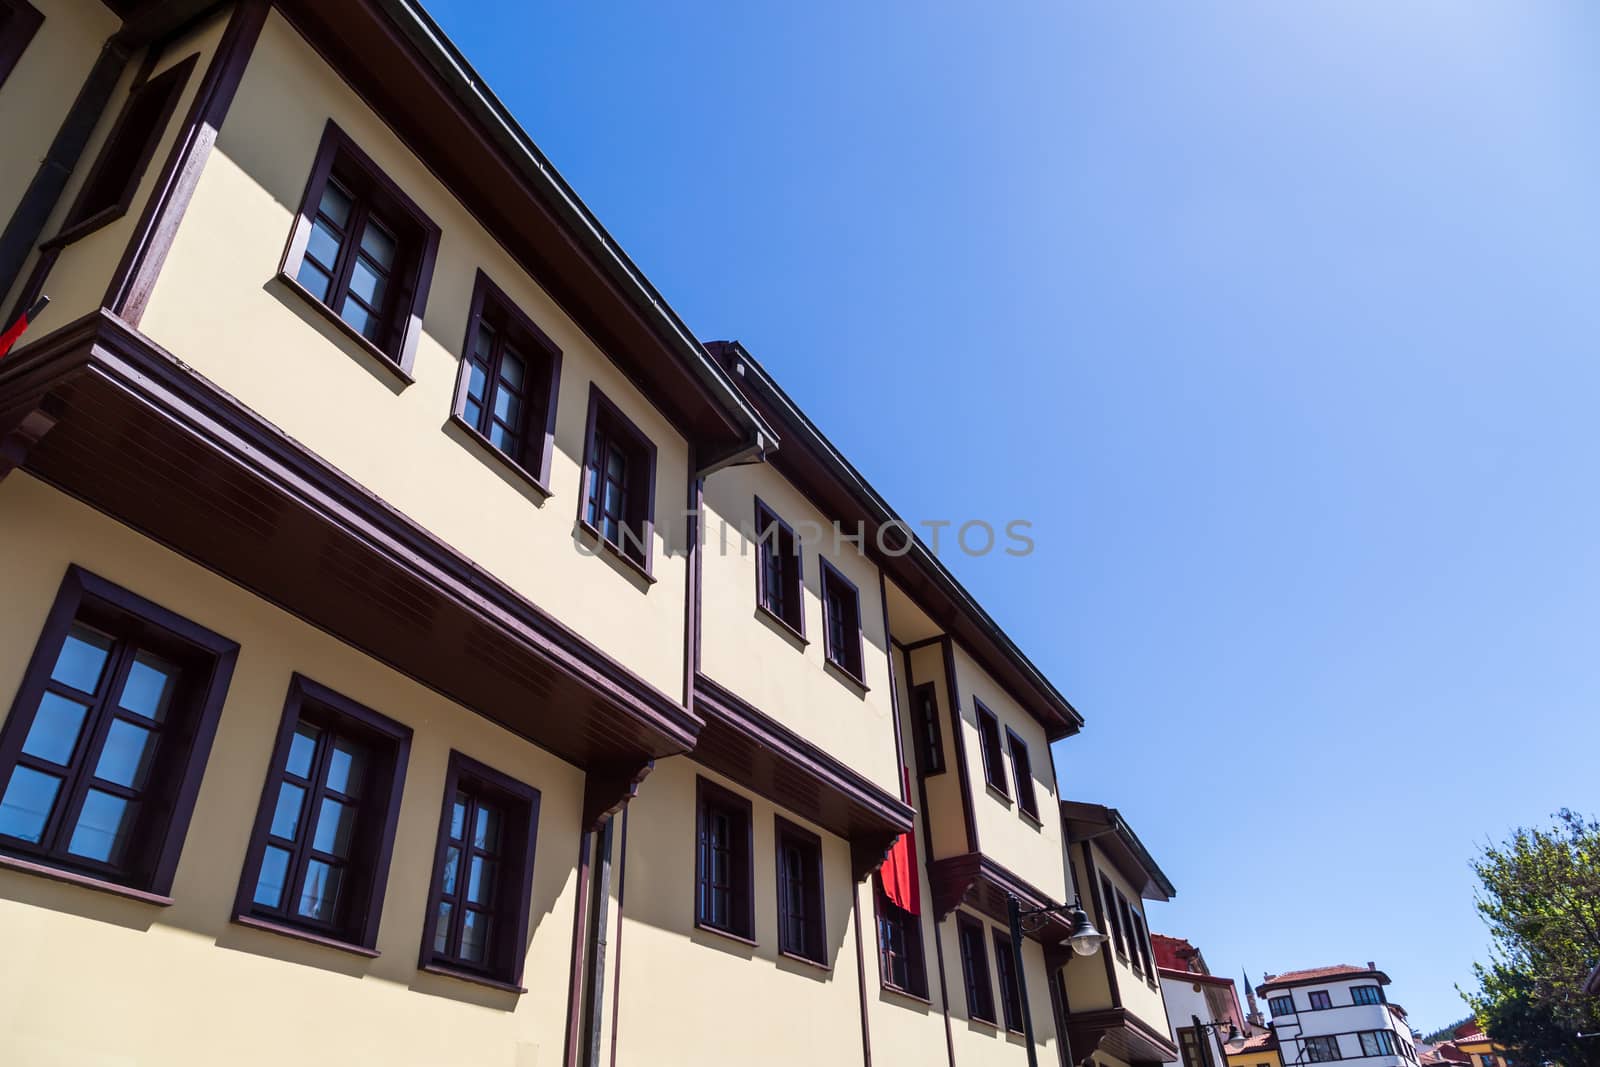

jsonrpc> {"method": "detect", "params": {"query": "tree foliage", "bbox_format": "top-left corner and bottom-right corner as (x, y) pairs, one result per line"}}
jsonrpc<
(1466, 810), (1600, 1067)
(1423, 1018), (1476, 1045)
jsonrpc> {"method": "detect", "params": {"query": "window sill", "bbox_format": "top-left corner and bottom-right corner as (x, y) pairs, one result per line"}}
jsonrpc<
(419, 961), (526, 995)
(576, 519), (657, 584)
(985, 783), (1013, 807)
(0, 851), (173, 907)
(1018, 807), (1042, 828)
(693, 919), (758, 949)
(447, 413), (552, 498)
(756, 601), (808, 646)
(232, 913), (381, 958)
(969, 1014), (1001, 1031)
(824, 656), (870, 694)
(275, 271), (415, 387)
(777, 948), (832, 973)
(40, 204), (126, 251)
(881, 981), (933, 1006)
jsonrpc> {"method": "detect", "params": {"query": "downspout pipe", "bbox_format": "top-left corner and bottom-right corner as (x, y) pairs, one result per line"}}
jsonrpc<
(0, 34), (132, 306)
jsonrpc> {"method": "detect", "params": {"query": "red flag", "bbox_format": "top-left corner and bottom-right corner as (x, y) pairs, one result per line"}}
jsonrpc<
(882, 767), (920, 914)
(0, 296), (49, 361)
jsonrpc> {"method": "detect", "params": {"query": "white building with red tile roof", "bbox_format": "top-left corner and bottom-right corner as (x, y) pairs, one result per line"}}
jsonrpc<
(1256, 963), (1420, 1067)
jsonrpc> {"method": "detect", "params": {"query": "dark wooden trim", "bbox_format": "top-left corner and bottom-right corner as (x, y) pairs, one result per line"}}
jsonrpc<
(231, 673), (412, 951)
(419, 961), (526, 995)
(231, 912), (382, 958)
(684, 470), (702, 707)
(973, 699), (1008, 799)
(0, 850), (173, 907)
(1004, 725), (1040, 821)
(752, 494), (806, 640)
(939, 635), (980, 853)
(581, 760), (652, 831)
(45, 48), (192, 252)
(0, 405), (56, 482)
(991, 926), (1025, 1034)
(956, 910), (999, 1025)
(869, 874), (929, 1001)
(607, 803), (630, 1067)
(274, 117), (440, 377)
(0, 0), (43, 92)
(773, 813), (827, 965)
(576, 382), (659, 578)
(1082, 843), (1122, 1006)
(448, 268), (563, 492)
(0, 563), (238, 896)
(561, 828), (593, 1067)
(273, 269), (416, 386)
(927, 851), (1072, 945)
(416, 749), (542, 990)
(930, 907), (960, 1067)
(693, 774), (755, 943)
(0, 312), (701, 764)
(877, 570), (907, 790)
(105, 0), (268, 324)
(818, 555), (868, 687)
(853, 886), (874, 1067)
(1067, 1007), (1182, 1064)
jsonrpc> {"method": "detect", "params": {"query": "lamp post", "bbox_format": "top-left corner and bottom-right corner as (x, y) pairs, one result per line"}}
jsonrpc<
(1193, 1015), (1247, 1067)
(1008, 894), (1109, 1067)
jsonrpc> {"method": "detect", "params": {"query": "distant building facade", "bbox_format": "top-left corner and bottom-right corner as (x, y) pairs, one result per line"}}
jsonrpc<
(1257, 965), (1419, 1067)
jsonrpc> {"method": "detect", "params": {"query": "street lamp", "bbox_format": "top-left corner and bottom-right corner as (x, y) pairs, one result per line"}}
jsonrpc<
(1008, 894), (1108, 1067)
(1193, 1015), (1247, 1067)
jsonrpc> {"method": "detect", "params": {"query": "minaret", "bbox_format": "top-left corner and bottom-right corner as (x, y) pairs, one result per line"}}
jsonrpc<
(1243, 967), (1265, 1029)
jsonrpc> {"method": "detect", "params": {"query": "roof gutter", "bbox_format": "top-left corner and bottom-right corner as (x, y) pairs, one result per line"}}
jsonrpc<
(371, 0), (777, 457)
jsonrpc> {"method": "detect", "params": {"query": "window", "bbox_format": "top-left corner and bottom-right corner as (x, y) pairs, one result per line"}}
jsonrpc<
(580, 385), (658, 573)
(992, 929), (1024, 1032)
(1352, 985), (1383, 1006)
(875, 878), (928, 998)
(1099, 872), (1127, 958)
(911, 682), (944, 776)
(974, 701), (1007, 796)
(1269, 995), (1295, 1017)
(0, 0), (43, 93)
(1005, 727), (1039, 820)
(0, 566), (236, 897)
(282, 121), (440, 373)
(694, 777), (753, 941)
(753, 499), (804, 636)
(1305, 1037), (1343, 1062)
(1116, 889), (1139, 973)
(419, 751), (541, 990)
(1129, 907), (1156, 980)
(956, 913), (997, 1024)
(1309, 990), (1333, 1010)
(1179, 1027), (1212, 1067)
(818, 558), (864, 682)
(235, 675), (412, 951)
(774, 816), (825, 964)
(451, 271), (562, 489)
(49, 55), (196, 247)
(1360, 1032), (1398, 1057)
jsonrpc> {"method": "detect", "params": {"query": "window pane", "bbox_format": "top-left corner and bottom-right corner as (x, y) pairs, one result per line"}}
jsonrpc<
(325, 738), (365, 798)
(21, 691), (90, 765)
(67, 789), (138, 865)
(473, 321), (496, 361)
(306, 217), (342, 269)
(488, 422), (516, 452)
(466, 855), (495, 906)
(442, 845), (460, 895)
(467, 363), (488, 403)
(50, 624), (113, 694)
(450, 795), (467, 841)
(117, 651), (177, 722)
(500, 348), (525, 389)
(296, 259), (332, 303)
(318, 180), (352, 229)
(463, 398), (482, 428)
(474, 803), (501, 851)
(297, 858), (342, 921)
(94, 718), (158, 789)
(339, 299), (379, 343)
(359, 218), (397, 270)
(254, 844), (292, 907)
(286, 723), (319, 779)
(461, 909), (490, 963)
(492, 389), (520, 427)
(605, 447), (626, 483)
(347, 256), (388, 310)
(269, 781), (306, 841)
(0, 766), (62, 842)
(313, 797), (357, 858)
(434, 900), (453, 953)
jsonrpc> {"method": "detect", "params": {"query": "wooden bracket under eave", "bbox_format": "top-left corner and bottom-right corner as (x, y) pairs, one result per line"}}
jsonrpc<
(0, 406), (58, 482)
(581, 759), (654, 831)
(850, 831), (902, 884)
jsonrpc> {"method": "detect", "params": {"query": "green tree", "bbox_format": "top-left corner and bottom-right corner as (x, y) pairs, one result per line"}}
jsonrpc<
(1466, 809), (1600, 1067)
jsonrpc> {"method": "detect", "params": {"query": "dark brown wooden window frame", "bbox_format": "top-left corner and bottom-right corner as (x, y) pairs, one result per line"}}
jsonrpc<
(449, 269), (562, 495)
(44, 53), (196, 251)
(279, 120), (440, 381)
(417, 750), (541, 993)
(818, 557), (866, 687)
(992, 927), (1025, 1033)
(773, 814), (826, 966)
(1115, 887), (1139, 974)
(578, 383), (659, 579)
(1304, 1036), (1343, 1062)
(1004, 725), (1039, 822)
(911, 682), (944, 776)
(956, 911), (998, 1025)
(0, 0), (43, 94)
(0, 565), (237, 902)
(752, 497), (805, 641)
(974, 700), (1008, 798)
(1308, 989), (1333, 1010)
(1269, 995), (1296, 1017)
(694, 775), (754, 944)
(1098, 871), (1128, 960)
(873, 875), (929, 1000)
(1128, 904), (1156, 984)
(232, 674), (411, 956)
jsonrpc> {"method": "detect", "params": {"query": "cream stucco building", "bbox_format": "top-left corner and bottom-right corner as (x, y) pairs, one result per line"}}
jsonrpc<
(0, 1), (1180, 1064)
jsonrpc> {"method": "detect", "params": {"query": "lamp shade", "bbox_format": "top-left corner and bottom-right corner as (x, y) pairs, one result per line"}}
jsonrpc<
(1066, 907), (1108, 957)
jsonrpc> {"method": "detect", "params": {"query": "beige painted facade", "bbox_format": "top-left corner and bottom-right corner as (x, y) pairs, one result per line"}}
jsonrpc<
(1067, 836), (1168, 1031)
(0, 475), (585, 1066)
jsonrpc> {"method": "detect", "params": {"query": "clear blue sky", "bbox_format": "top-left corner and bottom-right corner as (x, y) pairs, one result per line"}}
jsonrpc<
(426, 0), (1599, 1033)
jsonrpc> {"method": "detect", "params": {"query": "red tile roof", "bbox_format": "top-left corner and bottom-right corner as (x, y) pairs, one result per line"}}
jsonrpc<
(1258, 964), (1389, 992)
(1153, 934), (1200, 972)
(1228, 1032), (1278, 1054)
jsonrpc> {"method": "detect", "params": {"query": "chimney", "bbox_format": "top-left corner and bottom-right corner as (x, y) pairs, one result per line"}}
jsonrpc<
(1367, 961), (1376, 971)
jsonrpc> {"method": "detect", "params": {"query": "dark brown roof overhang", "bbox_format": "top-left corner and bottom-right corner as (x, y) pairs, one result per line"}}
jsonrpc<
(1062, 799), (1177, 901)
(927, 851), (1072, 944)
(1069, 1008), (1182, 1065)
